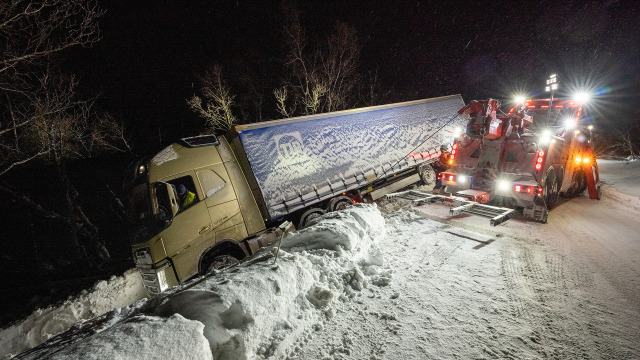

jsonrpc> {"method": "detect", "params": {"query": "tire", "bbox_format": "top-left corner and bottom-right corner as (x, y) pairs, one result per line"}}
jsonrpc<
(567, 169), (587, 197)
(328, 196), (351, 212)
(418, 164), (437, 187)
(543, 168), (557, 209)
(205, 254), (239, 273)
(298, 208), (325, 229)
(199, 242), (246, 275)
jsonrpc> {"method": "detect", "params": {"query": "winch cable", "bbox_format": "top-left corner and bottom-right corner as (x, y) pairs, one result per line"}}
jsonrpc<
(388, 112), (462, 171)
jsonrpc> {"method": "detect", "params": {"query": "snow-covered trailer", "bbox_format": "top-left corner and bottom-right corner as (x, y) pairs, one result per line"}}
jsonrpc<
(129, 95), (466, 296)
(230, 94), (466, 223)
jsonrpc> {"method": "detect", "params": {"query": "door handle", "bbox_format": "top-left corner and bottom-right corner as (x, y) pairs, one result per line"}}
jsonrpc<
(199, 225), (211, 234)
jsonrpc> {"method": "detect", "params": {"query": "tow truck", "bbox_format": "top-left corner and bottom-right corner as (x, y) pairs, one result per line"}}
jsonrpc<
(388, 96), (599, 225)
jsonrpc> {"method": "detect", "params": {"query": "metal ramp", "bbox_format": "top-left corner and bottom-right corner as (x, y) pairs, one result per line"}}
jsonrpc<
(385, 190), (514, 226)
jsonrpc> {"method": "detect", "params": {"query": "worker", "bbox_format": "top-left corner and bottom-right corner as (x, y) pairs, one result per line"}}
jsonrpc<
(177, 184), (196, 211)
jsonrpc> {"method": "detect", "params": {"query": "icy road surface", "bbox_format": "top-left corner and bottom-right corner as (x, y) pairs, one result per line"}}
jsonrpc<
(2, 160), (639, 359)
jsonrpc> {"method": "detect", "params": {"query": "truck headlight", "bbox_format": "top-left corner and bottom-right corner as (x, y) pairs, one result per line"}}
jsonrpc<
(157, 268), (169, 291)
(134, 247), (153, 265)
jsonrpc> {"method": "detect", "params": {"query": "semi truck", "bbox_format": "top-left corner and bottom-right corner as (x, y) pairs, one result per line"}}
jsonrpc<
(127, 95), (467, 296)
(389, 97), (599, 225)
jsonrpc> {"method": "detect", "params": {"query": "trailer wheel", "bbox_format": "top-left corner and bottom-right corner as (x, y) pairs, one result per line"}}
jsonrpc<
(418, 164), (437, 187)
(328, 196), (351, 212)
(298, 208), (325, 228)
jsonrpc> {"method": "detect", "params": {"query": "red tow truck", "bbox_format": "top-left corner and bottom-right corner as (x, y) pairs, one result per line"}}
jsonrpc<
(389, 97), (599, 225)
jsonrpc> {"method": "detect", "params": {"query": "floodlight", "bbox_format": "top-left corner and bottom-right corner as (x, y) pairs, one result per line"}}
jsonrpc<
(574, 92), (590, 104)
(564, 117), (576, 129)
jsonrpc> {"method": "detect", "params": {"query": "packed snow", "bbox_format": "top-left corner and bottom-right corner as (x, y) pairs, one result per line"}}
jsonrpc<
(2, 159), (640, 359)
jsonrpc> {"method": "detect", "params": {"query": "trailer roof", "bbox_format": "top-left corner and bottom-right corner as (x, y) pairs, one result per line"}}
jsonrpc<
(234, 94), (464, 132)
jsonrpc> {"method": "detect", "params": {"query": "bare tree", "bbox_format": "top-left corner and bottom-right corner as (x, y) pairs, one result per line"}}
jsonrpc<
(274, 86), (291, 118)
(322, 22), (360, 112)
(187, 65), (238, 132)
(278, 1), (361, 116)
(0, 1), (132, 266)
(0, 0), (106, 175)
(607, 123), (640, 159)
(0, 0), (103, 92)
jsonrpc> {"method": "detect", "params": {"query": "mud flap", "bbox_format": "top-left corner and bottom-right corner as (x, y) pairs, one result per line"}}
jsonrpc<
(584, 162), (600, 200)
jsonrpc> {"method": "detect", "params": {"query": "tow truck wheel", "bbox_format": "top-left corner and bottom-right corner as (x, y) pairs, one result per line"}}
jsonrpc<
(567, 169), (587, 197)
(298, 208), (325, 228)
(544, 168), (557, 209)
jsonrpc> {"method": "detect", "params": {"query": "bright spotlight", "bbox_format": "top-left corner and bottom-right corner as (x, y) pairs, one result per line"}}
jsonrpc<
(587, 125), (594, 130)
(453, 127), (462, 137)
(574, 92), (590, 104)
(514, 95), (526, 104)
(497, 180), (510, 191)
(539, 129), (552, 145)
(564, 117), (576, 129)
(458, 175), (467, 183)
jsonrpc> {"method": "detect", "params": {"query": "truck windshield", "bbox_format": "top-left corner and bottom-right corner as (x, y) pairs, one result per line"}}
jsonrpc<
(128, 182), (174, 245)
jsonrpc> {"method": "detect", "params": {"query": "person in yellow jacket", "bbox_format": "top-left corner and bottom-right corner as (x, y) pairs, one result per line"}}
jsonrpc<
(177, 184), (196, 212)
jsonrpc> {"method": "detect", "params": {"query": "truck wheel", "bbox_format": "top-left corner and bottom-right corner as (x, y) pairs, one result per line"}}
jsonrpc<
(199, 242), (245, 275)
(544, 168), (557, 209)
(567, 169), (587, 197)
(328, 196), (351, 212)
(205, 254), (239, 273)
(298, 208), (325, 228)
(418, 164), (437, 187)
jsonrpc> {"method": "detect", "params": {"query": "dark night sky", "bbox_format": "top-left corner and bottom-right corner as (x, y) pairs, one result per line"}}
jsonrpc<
(63, 0), (640, 153)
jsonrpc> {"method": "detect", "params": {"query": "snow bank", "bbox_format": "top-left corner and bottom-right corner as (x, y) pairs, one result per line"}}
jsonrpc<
(0, 269), (147, 359)
(47, 314), (211, 360)
(8, 204), (389, 359)
(149, 204), (386, 359)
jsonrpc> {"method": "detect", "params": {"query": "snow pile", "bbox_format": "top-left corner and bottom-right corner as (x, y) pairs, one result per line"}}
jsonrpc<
(48, 314), (211, 360)
(12, 204), (388, 359)
(0, 269), (147, 359)
(150, 204), (385, 359)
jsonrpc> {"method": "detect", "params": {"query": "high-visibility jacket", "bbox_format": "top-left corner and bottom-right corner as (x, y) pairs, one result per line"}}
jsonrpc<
(181, 191), (195, 210)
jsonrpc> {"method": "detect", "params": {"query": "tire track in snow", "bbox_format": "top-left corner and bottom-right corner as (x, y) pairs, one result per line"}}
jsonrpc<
(500, 245), (537, 321)
(500, 242), (593, 359)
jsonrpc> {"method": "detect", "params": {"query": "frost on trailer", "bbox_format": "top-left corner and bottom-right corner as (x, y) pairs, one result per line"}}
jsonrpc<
(235, 95), (467, 218)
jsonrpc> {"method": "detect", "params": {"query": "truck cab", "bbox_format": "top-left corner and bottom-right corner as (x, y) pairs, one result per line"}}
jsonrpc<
(128, 135), (266, 296)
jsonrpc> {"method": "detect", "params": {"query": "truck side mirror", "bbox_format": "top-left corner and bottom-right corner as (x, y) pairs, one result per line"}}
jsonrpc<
(164, 183), (180, 217)
(153, 182), (180, 222)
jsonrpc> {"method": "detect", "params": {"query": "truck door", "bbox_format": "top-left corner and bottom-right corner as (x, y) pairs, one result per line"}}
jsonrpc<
(160, 175), (213, 261)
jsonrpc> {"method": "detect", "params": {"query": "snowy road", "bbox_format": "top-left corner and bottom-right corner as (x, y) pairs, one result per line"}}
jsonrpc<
(297, 159), (640, 359)
(3, 160), (639, 359)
